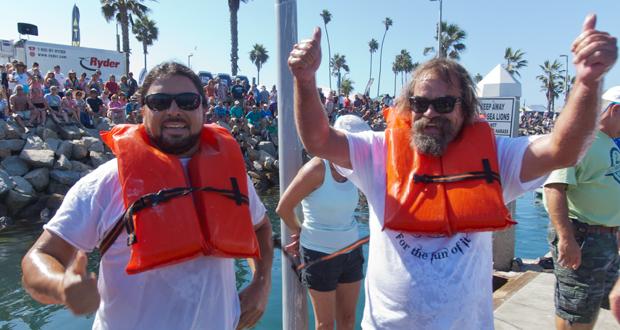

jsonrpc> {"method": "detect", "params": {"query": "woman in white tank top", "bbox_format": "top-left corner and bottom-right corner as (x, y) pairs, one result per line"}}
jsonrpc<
(277, 115), (370, 330)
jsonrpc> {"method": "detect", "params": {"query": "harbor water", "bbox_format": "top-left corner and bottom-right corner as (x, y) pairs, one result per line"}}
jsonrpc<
(0, 189), (549, 329)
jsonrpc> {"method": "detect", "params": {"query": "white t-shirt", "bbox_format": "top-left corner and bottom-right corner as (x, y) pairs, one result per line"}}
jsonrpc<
(340, 131), (546, 330)
(44, 159), (266, 330)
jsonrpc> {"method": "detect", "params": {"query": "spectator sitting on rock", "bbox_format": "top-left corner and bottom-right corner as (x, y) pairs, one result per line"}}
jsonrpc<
(46, 86), (68, 124)
(107, 94), (125, 124)
(230, 100), (244, 120)
(61, 89), (80, 124)
(105, 75), (119, 96)
(29, 75), (48, 126)
(245, 105), (263, 135)
(75, 90), (94, 129)
(0, 88), (9, 121)
(119, 75), (130, 96)
(44, 72), (59, 95)
(10, 85), (35, 128)
(86, 88), (107, 121)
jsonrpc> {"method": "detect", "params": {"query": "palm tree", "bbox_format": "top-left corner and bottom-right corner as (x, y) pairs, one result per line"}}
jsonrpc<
(132, 15), (158, 71)
(320, 9), (333, 90)
(100, 0), (152, 75)
(396, 49), (413, 88)
(392, 59), (401, 97)
(330, 53), (349, 94)
(503, 47), (528, 78)
(368, 38), (379, 83)
(228, 0), (251, 76)
(474, 73), (483, 83)
(341, 78), (354, 96)
(376, 17), (393, 97)
(249, 44), (269, 84)
(537, 59), (564, 113)
(423, 21), (466, 60)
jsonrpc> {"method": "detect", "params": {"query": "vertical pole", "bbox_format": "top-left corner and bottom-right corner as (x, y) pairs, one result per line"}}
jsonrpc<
(438, 0), (443, 58)
(275, 1), (308, 329)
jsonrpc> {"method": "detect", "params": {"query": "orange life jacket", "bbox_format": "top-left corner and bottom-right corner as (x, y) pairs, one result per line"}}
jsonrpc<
(101, 124), (260, 274)
(384, 111), (514, 235)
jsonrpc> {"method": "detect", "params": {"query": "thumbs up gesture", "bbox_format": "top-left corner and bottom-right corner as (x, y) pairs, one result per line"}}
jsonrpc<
(61, 250), (100, 315)
(572, 14), (618, 84)
(288, 27), (322, 82)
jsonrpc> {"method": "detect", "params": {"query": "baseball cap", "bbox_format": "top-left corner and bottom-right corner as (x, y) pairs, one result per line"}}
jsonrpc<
(602, 86), (620, 113)
(234, 100), (240, 105)
(334, 114), (371, 133)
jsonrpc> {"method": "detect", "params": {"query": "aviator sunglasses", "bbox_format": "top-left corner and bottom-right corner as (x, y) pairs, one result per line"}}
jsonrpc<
(409, 95), (461, 114)
(145, 93), (202, 111)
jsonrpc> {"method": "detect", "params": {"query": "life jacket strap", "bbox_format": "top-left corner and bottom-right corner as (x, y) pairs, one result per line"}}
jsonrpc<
(413, 159), (500, 184)
(98, 178), (249, 256)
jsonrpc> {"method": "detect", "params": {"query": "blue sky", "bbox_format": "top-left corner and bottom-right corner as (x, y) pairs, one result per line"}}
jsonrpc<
(2, 0), (619, 108)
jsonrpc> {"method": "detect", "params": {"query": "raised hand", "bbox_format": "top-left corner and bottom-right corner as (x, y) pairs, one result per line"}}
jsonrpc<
(572, 14), (618, 84)
(288, 27), (322, 82)
(61, 250), (100, 315)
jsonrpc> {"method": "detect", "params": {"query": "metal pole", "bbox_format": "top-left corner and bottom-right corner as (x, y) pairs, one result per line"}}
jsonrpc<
(438, 0), (442, 58)
(275, 1), (308, 330)
(116, 23), (120, 52)
(560, 54), (569, 101)
(188, 54), (193, 68)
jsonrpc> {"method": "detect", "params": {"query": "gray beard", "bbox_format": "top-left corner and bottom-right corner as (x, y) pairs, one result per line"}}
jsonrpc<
(410, 117), (456, 157)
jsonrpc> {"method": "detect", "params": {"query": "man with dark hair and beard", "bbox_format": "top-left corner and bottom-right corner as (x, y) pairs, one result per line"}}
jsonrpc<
(21, 62), (273, 330)
(288, 14), (617, 329)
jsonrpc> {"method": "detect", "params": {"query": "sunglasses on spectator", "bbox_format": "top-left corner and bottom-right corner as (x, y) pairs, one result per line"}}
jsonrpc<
(145, 93), (202, 111)
(409, 96), (461, 114)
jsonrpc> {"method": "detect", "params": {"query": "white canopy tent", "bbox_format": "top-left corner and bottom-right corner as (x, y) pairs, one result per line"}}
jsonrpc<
(476, 64), (522, 98)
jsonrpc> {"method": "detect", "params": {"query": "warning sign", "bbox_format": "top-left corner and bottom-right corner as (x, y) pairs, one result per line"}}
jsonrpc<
(479, 97), (517, 137)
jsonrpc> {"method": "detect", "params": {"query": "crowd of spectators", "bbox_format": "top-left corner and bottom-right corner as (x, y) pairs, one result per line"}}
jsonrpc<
(0, 60), (140, 130)
(519, 110), (557, 136)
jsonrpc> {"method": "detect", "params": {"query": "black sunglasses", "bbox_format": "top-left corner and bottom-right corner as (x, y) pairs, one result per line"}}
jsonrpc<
(144, 93), (202, 111)
(409, 96), (461, 114)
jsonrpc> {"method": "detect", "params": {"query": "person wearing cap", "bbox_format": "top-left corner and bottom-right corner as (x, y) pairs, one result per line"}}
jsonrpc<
(289, 14), (617, 329)
(277, 115), (369, 330)
(230, 99), (244, 119)
(543, 86), (620, 329)
(10, 62), (30, 94)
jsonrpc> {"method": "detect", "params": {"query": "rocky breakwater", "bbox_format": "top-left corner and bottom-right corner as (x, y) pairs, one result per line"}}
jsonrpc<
(0, 120), (114, 231)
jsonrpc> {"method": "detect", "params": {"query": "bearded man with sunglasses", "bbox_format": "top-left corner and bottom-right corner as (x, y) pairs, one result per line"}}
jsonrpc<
(289, 14), (616, 329)
(21, 62), (273, 330)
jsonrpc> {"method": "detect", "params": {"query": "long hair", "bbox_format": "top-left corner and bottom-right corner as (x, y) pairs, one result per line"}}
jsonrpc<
(395, 58), (480, 124)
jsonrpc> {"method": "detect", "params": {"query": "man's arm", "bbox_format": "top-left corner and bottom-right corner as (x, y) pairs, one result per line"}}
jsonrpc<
(544, 183), (582, 270)
(521, 14), (617, 182)
(237, 215), (273, 330)
(288, 27), (352, 169)
(21, 230), (100, 314)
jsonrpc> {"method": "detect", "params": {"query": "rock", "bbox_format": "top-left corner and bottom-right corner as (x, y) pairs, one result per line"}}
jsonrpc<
(46, 193), (65, 210)
(273, 160), (279, 170)
(6, 189), (36, 214)
(23, 134), (46, 150)
(0, 216), (15, 231)
(263, 157), (276, 171)
(16, 195), (48, 220)
(89, 151), (108, 168)
(248, 137), (259, 147)
(54, 154), (72, 171)
(47, 182), (71, 195)
(44, 138), (61, 152)
(0, 139), (26, 152)
(24, 168), (50, 192)
(96, 119), (111, 131)
(246, 149), (260, 162)
(0, 204), (6, 217)
(13, 176), (36, 196)
(20, 149), (55, 168)
(247, 171), (262, 180)
(70, 160), (93, 173)
(56, 140), (73, 158)
(1, 156), (30, 176)
(50, 170), (82, 185)
(0, 148), (10, 159)
(0, 169), (16, 195)
(82, 137), (100, 149)
(0, 120), (7, 139)
(40, 208), (51, 222)
(71, 140), (89, 160)
(88, 141), (105, 153)
(40, 128), (59, 141)
(4, 122), (22, 139)
(257, 141), (277, 158)
(58, 125), (82, 140)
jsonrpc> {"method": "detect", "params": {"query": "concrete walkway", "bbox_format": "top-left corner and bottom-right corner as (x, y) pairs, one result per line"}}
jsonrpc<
(494, 272), (618, 329)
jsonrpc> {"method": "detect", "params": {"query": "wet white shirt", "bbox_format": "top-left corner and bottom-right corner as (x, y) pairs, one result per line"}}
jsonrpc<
(339, 131), (546, 330)
(45, 159), (266, 330)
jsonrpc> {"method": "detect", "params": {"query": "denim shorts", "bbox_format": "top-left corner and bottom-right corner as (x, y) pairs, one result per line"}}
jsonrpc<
(300, 246), (364, 292)
(548, 222), (619, 323)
